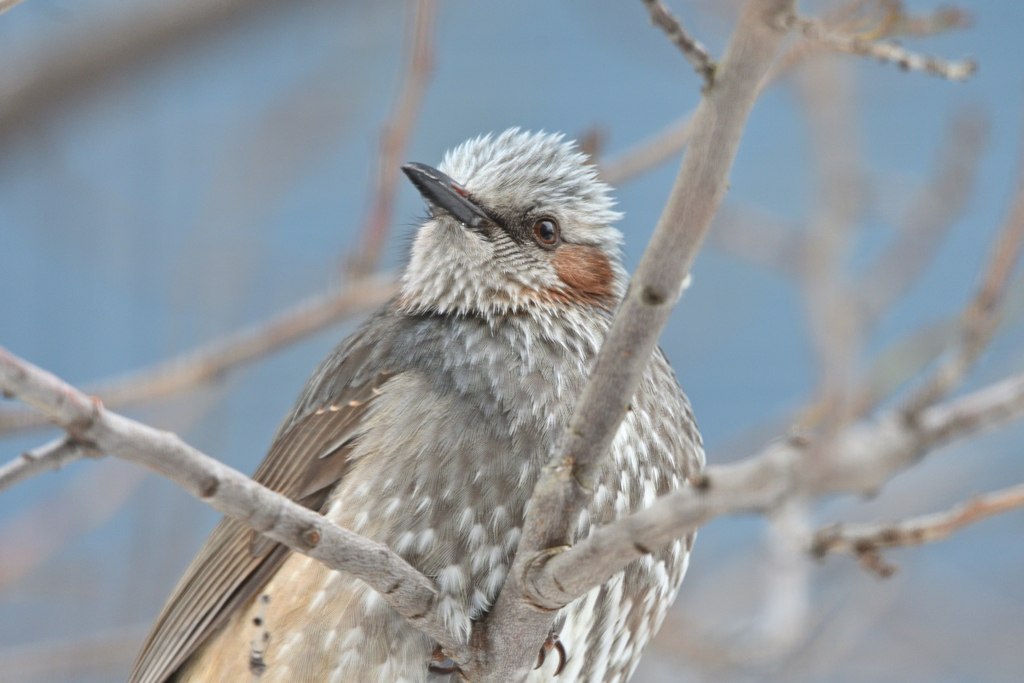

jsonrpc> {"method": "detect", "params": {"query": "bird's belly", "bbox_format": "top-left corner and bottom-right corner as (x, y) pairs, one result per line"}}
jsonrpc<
(176, 552), (434, 683)
(180, 358), (699, 683)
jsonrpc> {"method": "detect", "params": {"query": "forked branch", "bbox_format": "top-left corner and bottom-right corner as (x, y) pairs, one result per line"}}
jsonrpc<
(522, 370), (1024, 607)
(0, 345), (461, 653)
(479, 1), (798, 681)
(811, 482), (1024, 577)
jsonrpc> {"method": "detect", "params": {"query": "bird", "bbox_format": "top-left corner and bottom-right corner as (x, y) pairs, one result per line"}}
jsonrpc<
(128, 129), (704, 683)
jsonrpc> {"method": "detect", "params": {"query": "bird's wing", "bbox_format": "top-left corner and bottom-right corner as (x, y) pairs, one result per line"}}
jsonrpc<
(128, 336), (394, 683)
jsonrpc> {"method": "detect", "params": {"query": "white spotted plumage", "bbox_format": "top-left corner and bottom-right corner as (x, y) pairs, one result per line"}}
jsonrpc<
(144, 130), (703, 683)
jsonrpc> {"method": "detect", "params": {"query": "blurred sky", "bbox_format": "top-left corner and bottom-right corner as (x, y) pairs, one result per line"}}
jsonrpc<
(0, 1), (1023, 681)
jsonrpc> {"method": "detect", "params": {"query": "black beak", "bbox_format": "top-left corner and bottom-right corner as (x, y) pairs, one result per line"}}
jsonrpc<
(402, 162), (491, 232)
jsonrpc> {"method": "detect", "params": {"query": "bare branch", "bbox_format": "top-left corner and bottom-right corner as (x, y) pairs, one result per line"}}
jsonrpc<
(0, 459), (147, 589)
(857, 110), (988, 324)
(641, 0), (716, 86)
(598, 113), (694, 186)
(0, 0), (297, 136)
(0, 435), (99, 494)
(854, 316), (957, 412)
(788, 14), (977, 81)
(0, 345), (463, 653)
(475, 2), (798, 680)
(796, 54), (864, 423)
(706, 203), (804, 275)
(525, 0), (795, 587)
(599, 2), (975, 188)
(526, 370), (1024, 606)
(349, 0), (436, 276)
(811, 482), (1024, 577)
(0, 274), (397, 435)
(757, 497), (813, 656)
(905, 137), (1024, 413)
(0, 0), (26, 18)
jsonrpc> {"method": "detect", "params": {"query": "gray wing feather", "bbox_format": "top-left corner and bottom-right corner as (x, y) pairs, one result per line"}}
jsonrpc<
(128, 328), (394, 683)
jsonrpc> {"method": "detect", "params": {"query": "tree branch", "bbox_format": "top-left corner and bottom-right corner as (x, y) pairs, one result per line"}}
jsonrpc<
(811, 482), (1024, 577)
(598, 2), (975, 188)
(526, 369), (1024, 606)
(788, 14), (977, 81)
(598, 113), (694, 186)
(0, 0), (306, 136)
(0, 274), (397, 435)
(856, 110), (988, 324)
(349, 0), (436, 276)
(0, 0), (25, 17)
(796, 54), (864, 424)
(706, 203), (805, 275)
(905, 134), (1024, 414)
(0, 435), (99, 494)
(0, 344), (462, 653)
(473, 2), (798, 680)
(641, 0), (716, 86)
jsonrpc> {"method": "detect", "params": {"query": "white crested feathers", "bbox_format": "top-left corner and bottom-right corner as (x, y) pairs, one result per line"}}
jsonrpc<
(399, 129), (628, 318)
(439, 129), (623, 239)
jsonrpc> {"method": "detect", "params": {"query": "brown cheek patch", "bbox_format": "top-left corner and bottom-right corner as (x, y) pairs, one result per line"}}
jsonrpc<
(549, 245), (615, 307)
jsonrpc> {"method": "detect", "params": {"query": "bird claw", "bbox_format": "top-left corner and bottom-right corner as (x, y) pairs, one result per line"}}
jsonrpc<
(430, 631), (566, 677)
(428, 644), (460, 676)
(534, 630), (567, 676)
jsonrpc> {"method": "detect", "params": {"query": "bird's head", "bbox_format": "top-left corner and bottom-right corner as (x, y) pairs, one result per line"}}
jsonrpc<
(398, 129), (626, 319)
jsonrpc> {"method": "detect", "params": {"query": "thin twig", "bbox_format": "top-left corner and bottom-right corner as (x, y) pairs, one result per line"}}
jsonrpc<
(0, 435), (99, 494)
(905, 137), (1024, 414)
(705, 203), (805, 275)
(0, 344), (462, 654)
(0, 458), (148, 588)
(598, 113), (694, 186)
(600, 2), (975, 187)
(796, 54), (864, 429)
(0, 274), (397, 435)
(349, 0), (436, 277)
(857, 110), (988, 325)
(641, 0), (716, 86)
(811, 482), (1024, 577)
(788, 14), (977, 81)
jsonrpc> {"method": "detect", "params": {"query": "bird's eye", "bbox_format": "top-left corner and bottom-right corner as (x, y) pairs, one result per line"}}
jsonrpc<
(533, 218), (559, 246)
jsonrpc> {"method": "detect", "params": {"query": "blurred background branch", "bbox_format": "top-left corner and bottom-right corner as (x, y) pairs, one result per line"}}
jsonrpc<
(811, 481), (1024, 577)
(348, 0), (436, 277)
(0, 0), (314, 136)
(0, 276), (397, 435)
(2, 0), (1022, 681)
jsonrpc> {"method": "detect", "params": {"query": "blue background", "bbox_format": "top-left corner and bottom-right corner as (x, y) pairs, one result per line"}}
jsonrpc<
(1, 1), (1022, 681)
